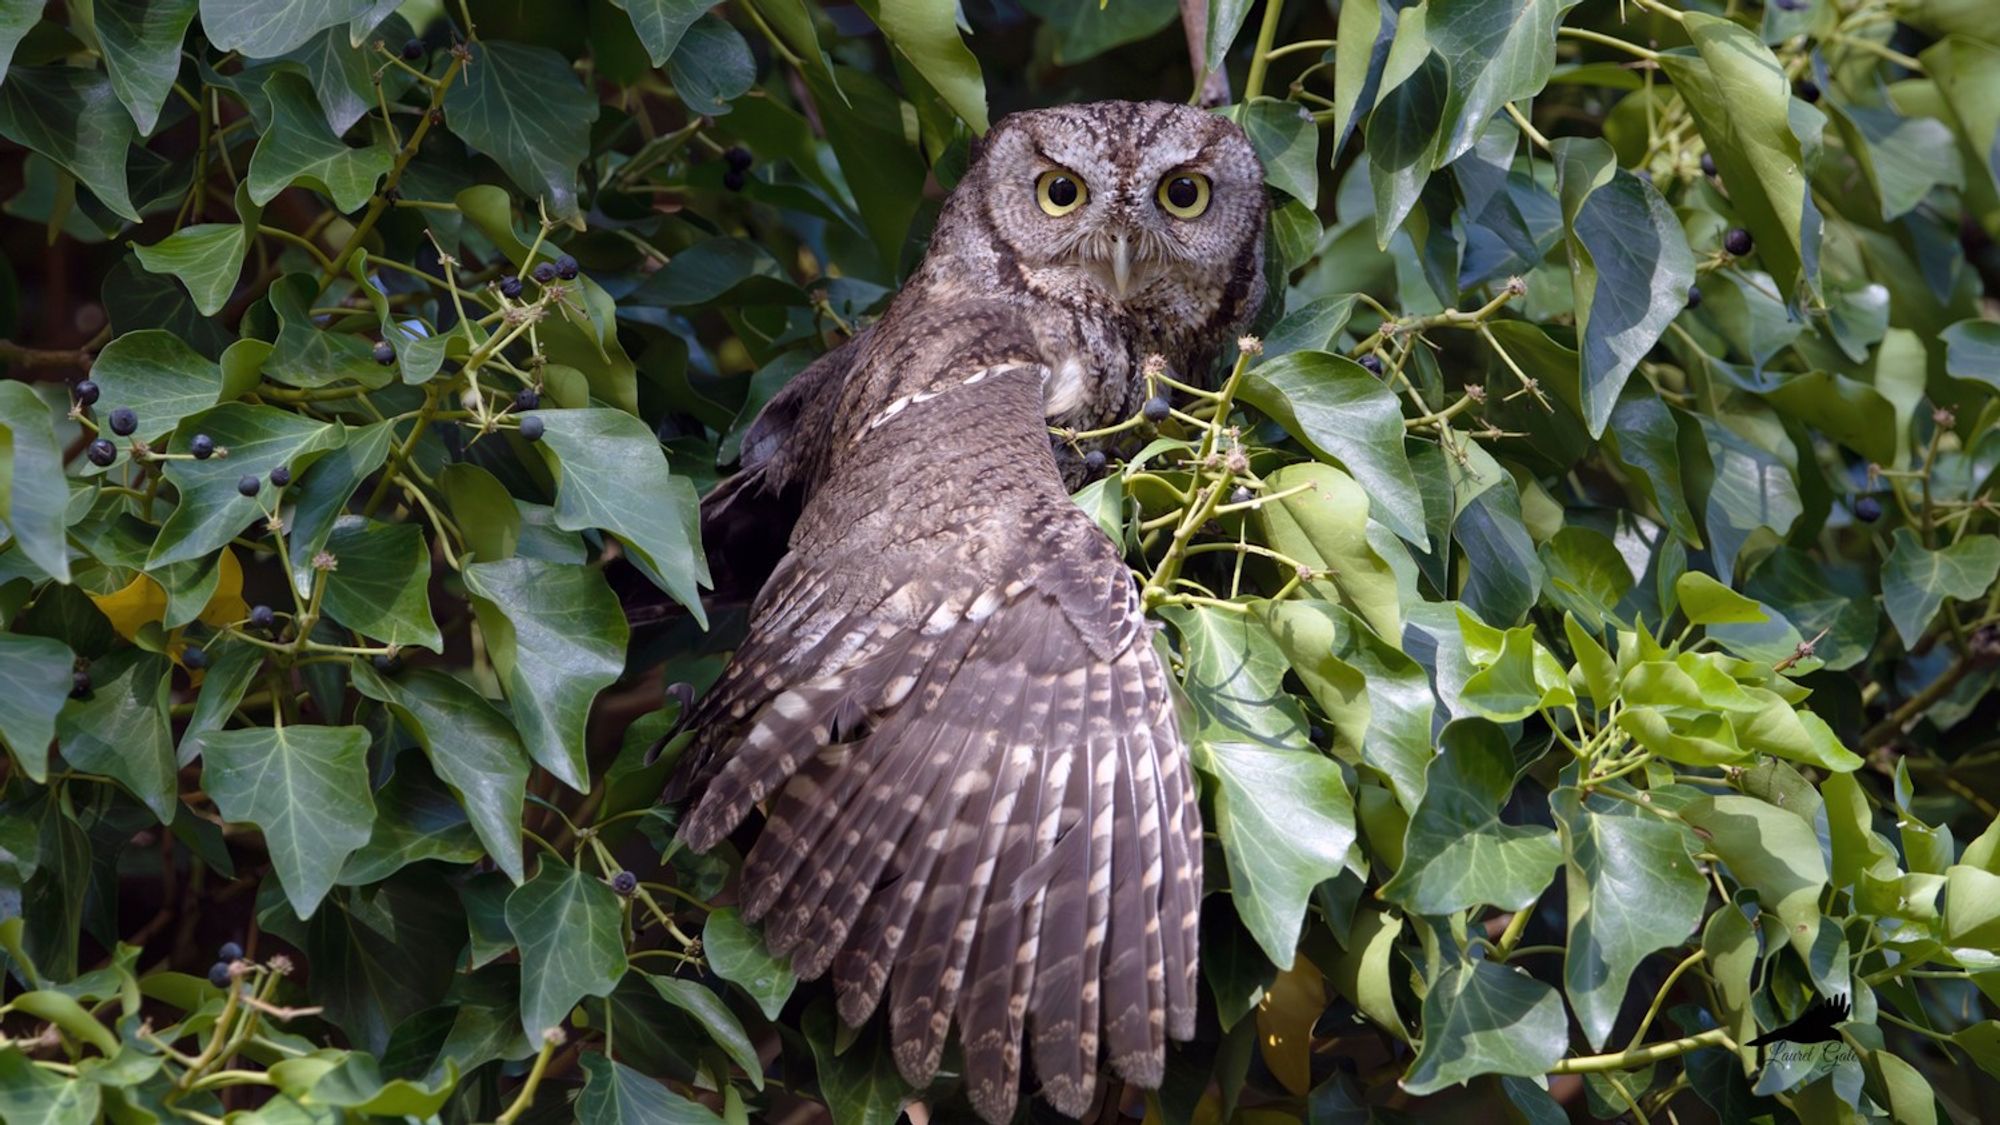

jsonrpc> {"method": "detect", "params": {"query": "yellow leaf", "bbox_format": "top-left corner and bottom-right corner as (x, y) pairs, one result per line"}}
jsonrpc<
(198, 547), (249, 628)
(1256, 956), (1324, 1097)
(88, 572), (168, 642)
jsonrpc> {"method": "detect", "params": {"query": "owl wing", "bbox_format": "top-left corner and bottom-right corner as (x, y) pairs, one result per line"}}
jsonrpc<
(673, 358), (1202, 1122)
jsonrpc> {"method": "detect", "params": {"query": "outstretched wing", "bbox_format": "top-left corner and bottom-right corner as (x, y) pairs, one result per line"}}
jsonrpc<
(672, 354), (1202, 1122)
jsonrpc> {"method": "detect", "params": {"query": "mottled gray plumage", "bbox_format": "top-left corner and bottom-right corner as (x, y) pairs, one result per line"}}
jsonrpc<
(671, 101), (1266, 1122)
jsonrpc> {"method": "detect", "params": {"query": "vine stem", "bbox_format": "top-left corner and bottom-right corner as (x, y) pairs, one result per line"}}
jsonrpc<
(1862, 656), (1980, 749)
(1549, 1027), (1732, 1074)
(1239, 0), (1288, 106)
(317, 51), (467, 295)
(495, 1032), (560, 1125)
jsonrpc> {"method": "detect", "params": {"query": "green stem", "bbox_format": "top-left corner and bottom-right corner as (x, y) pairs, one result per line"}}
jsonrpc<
(1239, 0), (1289, 106)
(1549, 1028), (1732, 1074)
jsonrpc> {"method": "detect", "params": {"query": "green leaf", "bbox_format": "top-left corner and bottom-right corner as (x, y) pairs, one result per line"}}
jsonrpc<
(505, 861), (628, 1038)
(148, 403), (345, 568)
(703, 907), (795, 1020)
(1197, 738), (1356, 968)
(1945, 864), (2000, 948)
(644, 974), (764, 1090)
(1239, 98), (1320, 203)
(350, 663), (529, 883)
(1659, 13), (1821, 304)
(263, 272), (395, 389)
(1379, 719), (1561, 916)
(285, 420), (392, 598)
(1603, 392), (1701, 547)
(1551, 137), (1696, 436)
(1827, 102), (1964, 222)
(132, 223), (249, 317)
(0, 1050), (102, 1125)
(336, 765), (485, 885)
(203, 724), (375, 919)
(0, 382), (72, 583)
(804, 63), (927, 270)
(248, 71), (393, 212)
(96, 0), (200, 135)
(1738, 548), (1876, 671)
(578, 1052), (724, 1124)
(57, 648), (175, 822)
(1881, 531), (2000, 647)
(199, 0), (371, 58)
(443, 41), (599, 223)
(1679, 794), (1826, 964)
(1701, 417), (1801, 580)
(1333, 0), (1392, 150)
(1262, 600), (1433, 810)
(857, 0), (988, 134)
(0, 633), (72, 782)
(1239, 351), (1426, 545)
(664, 16), (755, 116)
(614, 0), (708, 66)
(1164, 602), (1312, 748)
(1552, 789), (1707, 1049)
(288, 18), (412, 135)
(318, 517), (441, 651)
(0, 67), (140, 222)
(1942, 319), (2000, 389)
(1016, 0), (1177, 66)
(1399, 956), (1567, 1095)
(1538, 527), (1633, 631)
(0, 5), (35, 86)
(84, 330), (224, 440)
(532, 409), (709, 625)
(1426, 0), (1579, 166)
(309, 1053), (458, 1116)
(1676, 571), (1766, 626)
(460, 556), (627, 792)
(803, 1004), (906, 1125)
(177, 639), (261, 766)
(1253, 462), (1403, 641)
(1461, 624), (1573, 722)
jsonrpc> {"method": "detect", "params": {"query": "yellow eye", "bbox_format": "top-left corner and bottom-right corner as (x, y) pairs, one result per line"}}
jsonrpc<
(1036, 169), (1086, 216)
(1157, 172), (1211, 219)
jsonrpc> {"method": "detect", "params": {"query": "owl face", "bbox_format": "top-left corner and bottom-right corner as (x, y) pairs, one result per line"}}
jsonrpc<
(966, 101), (1267, 313)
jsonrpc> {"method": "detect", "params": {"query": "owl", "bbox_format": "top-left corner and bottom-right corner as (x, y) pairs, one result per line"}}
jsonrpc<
(670, 101), (1267, 1121)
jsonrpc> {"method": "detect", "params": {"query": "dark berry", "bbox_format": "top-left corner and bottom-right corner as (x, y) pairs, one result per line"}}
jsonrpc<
(190, 433), (215, 460)
(74, 379), (100, 406)
(237, 474), (261, 497)
(373, 340), (396, 366)
(1855, 495), (1883, 522)
(724, 146), (753, 172)
(182, 646), (207, 670)
(1700, 152), (1717, 177)
(1775, 0), (1806, 10)
(611, 871), (638, 896)
(218, 941), (243, 961)
(371, 652), (404, 673)
(269, 465), (291, 487)
(1141, 396), (1171, 424)
(208, 962), (232, 988)
(86, 438), (117, 467)
(1724, 227), (1754, 256)
(70, 670), (90, 698)
(401, 38), (425, 60)
(722, 169), (746, 192)
(531, 261), (558, 284)
(1083, 449), (1107, 475)
(1230, 485), (1253, 505)
(1686, 285), (1703, 309)
(108, 407), (137, 436)
(249, 604), (276, 630)
(1797, 79), (1821, 104)
(1358, 354), (1385, 375)
(519, 415), (545, 441)
(499, 275), (524, 299)
(515, 388), (540, 411)
(555, 254), (579, 280)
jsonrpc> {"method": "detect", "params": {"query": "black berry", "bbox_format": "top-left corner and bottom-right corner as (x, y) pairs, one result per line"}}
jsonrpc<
(70, 670), (90, 698)
(190, 433), (215, 460)
(86, 438), (117, 467)
(519, 415), (545, 441)
(498, 275), (522, 299)
(237, 474), (261, 497)
(1141, 396), (1171, 424)
(555, 254), (579, 280)
(722, 169), (746, 192)
(724, 146), (753, 172)
(249, 604), (276, 630)
(1797, 79), (1821, 104)
(1855, 495), (1883, 522)
(1230, 485), (1253, 505)
(611, 871), (638, 896)
(74, 379), (100, 406)
(1686, 285), (1703, 309)
(208, 962), (232, 988)
(371, 652), (404, 673)
(269, 465), (291, 487)
(182, 646), (207, 670)
(515, 388), (540, 411)
(218, 941), (243, 961)
(401, 38), (425, 60)
(108, 407), (137, 436)
(1358, 354), (1384, 375)
(1700, 152), (1717, 177)
(531, 261), (558, 284)
(1083, 449), (1107, 475)
(1724, 227), (1754, 256)
(373, 340), (396, 366)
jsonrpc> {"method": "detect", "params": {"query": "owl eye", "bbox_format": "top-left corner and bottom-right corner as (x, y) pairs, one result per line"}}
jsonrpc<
(1157, 173), (1211, 219)
(1036, 169), (1087, 216)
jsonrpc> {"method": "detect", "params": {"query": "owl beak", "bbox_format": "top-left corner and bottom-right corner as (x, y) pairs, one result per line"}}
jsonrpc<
(1109, 233), (1133, 298)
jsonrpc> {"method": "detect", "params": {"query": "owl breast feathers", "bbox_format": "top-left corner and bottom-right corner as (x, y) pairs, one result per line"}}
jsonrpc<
(666, 100), (1266, 1122)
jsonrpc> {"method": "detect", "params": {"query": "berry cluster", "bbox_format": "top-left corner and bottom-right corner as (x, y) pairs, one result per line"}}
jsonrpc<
(208, 941), (243, 989)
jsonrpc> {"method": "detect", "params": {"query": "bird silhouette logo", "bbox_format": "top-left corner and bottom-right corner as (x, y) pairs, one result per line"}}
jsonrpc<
(1749, 993), (1851, 1047)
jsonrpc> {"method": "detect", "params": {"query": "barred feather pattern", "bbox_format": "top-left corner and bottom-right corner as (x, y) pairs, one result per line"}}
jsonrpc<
(672, 334), (1204, 1123)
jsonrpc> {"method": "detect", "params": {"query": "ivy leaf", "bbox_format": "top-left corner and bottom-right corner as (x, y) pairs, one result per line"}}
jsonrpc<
(148, 403), (345, 568)
(703, 907), (796, 1020)
(57, 648), (175, 822)
(336, 765), (484, 886)
(1238, 351), (1427, 545)
(248, 71), (393, 212)
(1553, 788), (1707, 1049)
(1679, 794), (1827, 965)
(133, 223), (249, 317)
(1164, 602), (1312, 748)
(264, 272), (396, 389)
(0, 1050), (101, 1124)
(1399, 957), (1567, 1095)
(200, 0), (371, 58)
(1239, 98), (1320, 203)
(645, 974), (765, 1090)
(286, 421), (393, 598)
(614, 0), (708, 67)
(287, 18), (413, 135)
(460, 557), (627, 793)
(444, 41), (599, 223)
(1197, 739), (1356, 969)
(506, 861), (628, 1039)
(203, 724), (375, 919)
(578, 1052), (724, 1124)
(803, 1004), (907, 1125)
(0, 381), (72, 583)
(0, 5), (34, 85)
(857, 0), (989, 134)
(84, 330), (224, 440)
(1426, 0), (1579, 166)
(177, 639), (261, 766)
(1880, 531), (2000, 647)
(0, 67), (140, 222)
(96, 0), (200, 135)
(350, 662), (529, 883)
(1379, 719), (1560, 916)
(1263, 599), (1433, 810)
(1253, 462), (1403, 641)
(1676, 570), (1766, 627)
(1942, 319), (2000, 389)
(0, 634), (72, 782)
(1016, 0), (1178, 66)
(319, 517), (442, 651)
(532, 410), (709, 625)
(664, 16), (756, 117)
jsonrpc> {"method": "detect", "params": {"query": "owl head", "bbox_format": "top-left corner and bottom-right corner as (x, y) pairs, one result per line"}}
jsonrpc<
(925, 101), (1268, 351)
